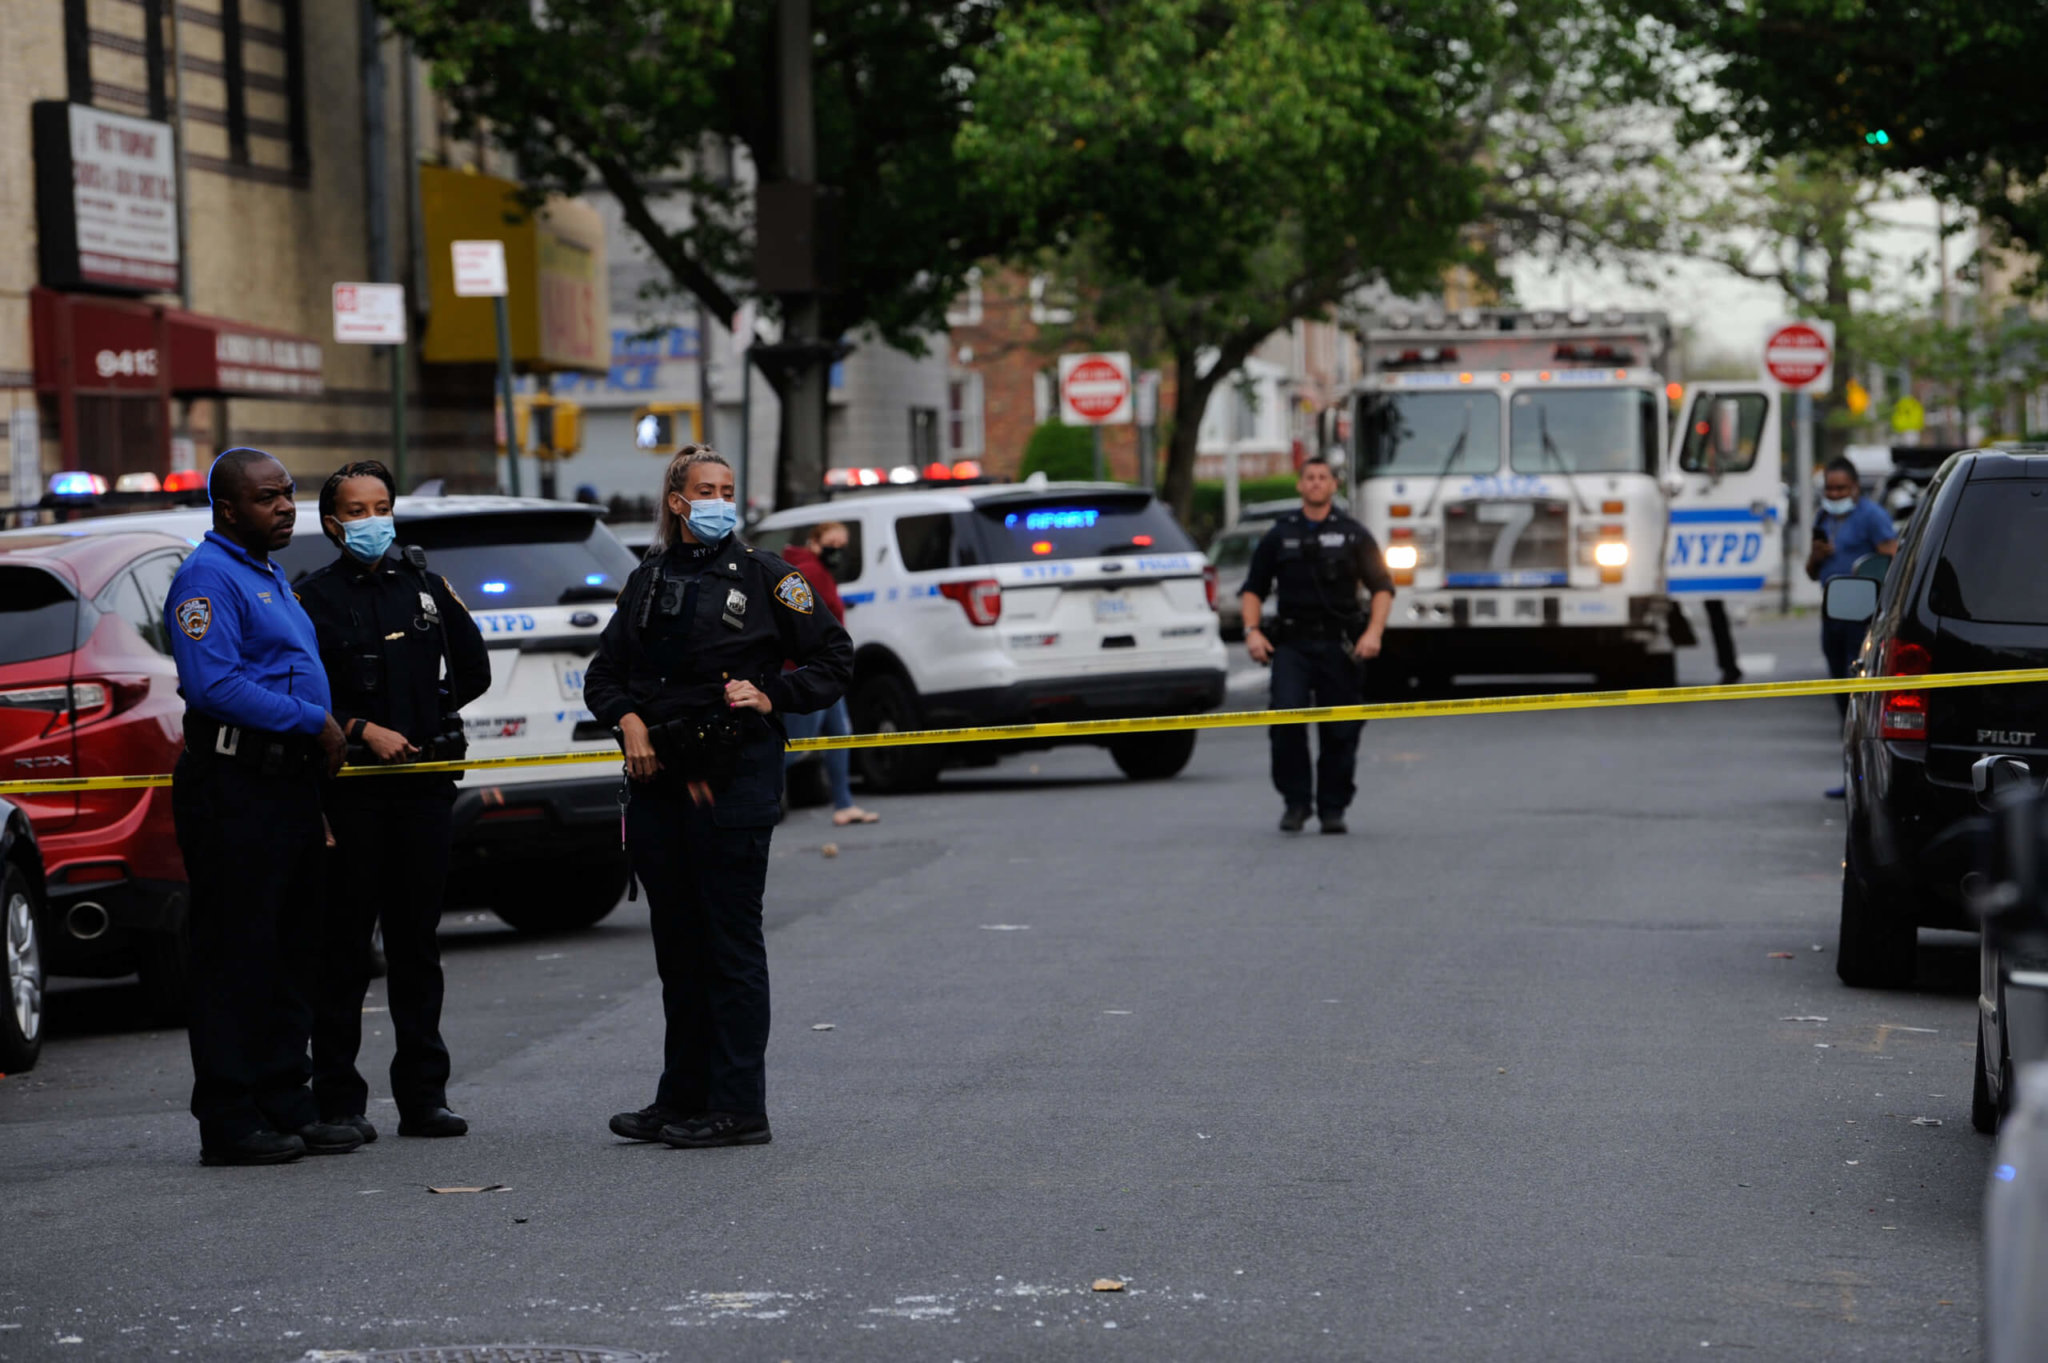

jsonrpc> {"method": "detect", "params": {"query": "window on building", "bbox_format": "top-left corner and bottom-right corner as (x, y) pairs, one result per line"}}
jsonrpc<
(1232, 383), (1262, 443)
(1029, 274), (1078, 326)
(62, 0), (315, 184)
(910, 407), (940, 467)
(947, 373), (985, 457)
(946, 268), (983, 328)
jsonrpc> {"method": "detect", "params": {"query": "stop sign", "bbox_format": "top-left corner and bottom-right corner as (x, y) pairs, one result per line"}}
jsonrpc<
(1764, 322), (1832, 389)
(1058, 351), (1134, 425)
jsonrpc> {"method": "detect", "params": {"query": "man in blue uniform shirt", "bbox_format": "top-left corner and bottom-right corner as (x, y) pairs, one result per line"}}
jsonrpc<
(164, 447), (360, 1166)
(1805, 455), (1898, 797)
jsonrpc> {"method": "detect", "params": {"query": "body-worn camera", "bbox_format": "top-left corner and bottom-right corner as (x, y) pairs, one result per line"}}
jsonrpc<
(418, 712), (469, 763)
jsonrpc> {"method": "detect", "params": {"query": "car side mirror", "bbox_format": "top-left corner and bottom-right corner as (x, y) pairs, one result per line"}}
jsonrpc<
(1823, 575), (1879, 624)
(1709, 398), (1743, 474)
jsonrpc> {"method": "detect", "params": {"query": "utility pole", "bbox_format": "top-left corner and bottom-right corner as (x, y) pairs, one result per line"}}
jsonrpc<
(1791, 241), (1817, 608)
(753, 0), (839, 509)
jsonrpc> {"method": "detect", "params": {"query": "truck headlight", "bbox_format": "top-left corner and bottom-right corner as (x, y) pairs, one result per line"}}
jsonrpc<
(1385, 544), (1420, 571)
(1593, 541), (1629, 568)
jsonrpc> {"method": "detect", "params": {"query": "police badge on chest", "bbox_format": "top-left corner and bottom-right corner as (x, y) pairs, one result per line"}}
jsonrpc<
(722, 587), (748, 630)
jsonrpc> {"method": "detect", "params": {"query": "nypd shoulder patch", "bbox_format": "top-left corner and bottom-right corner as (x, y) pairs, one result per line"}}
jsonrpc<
(774, 572), (815, 614)
(175, 596), (212, 641)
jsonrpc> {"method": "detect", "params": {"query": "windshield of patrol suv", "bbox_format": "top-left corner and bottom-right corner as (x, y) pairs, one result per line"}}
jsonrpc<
(272, 511), (637, 609)
(1356, 391), (1500, 477)
(1930, 483), (2048, 624)
(969, 494), (1199, 562)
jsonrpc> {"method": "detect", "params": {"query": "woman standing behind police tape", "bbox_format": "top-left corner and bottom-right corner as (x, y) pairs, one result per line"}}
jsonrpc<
(584, 447), (852, 1149)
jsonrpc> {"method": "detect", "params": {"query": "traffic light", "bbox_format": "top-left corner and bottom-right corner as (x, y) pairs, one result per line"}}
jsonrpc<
(528, 394), (582, 460)
(1864, 130), (1891, 146)
(631, 402), (703, 455)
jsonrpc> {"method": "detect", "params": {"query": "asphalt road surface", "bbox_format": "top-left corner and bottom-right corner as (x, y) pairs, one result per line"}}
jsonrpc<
(0, 611), (1991, 1361)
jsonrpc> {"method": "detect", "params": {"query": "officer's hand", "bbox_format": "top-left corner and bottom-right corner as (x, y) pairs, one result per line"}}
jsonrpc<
(1353, 629), (1383, 661)
(322, 815), (336, 849)
(317, 713), (348, 776)
(686, 780), (716, 807)
(725, 679), (772, 713)
(363, 723), (419, 763)
(1245, 628), (1274, 666)
(619, 713), (661, 783)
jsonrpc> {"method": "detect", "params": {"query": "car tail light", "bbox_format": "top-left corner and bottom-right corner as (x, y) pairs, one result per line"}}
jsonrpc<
(938, 578), (1002, 626)
(1203, 563), (1218, 610)
(1879, 640), (1932, 741)
(163, 469), (205, 493)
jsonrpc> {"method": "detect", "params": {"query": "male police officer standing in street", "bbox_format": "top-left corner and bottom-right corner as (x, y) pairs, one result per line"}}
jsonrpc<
(297, 460), (491, 1141)
(165, 448), (363, 1166)
(1239, 456), (1396, 834)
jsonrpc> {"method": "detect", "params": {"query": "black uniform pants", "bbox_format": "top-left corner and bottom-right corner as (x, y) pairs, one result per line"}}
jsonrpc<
(170, 752), (324, 1147)
(1269, 638), (1366, 815)
(313, 779), (456, 1119)
(627, 783), (774, 1116)
(1704, 599), (1741, 678)
(1821, 614), (1865, 717)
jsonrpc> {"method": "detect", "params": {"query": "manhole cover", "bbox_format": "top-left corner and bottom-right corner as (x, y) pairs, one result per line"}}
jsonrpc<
(296, 1342), (643, 1350)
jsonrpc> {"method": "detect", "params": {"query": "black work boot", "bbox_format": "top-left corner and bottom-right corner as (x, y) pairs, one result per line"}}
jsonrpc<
(1319, 812), (1347, 835)
(200, 1130), (307, 1167)
(1279, 806), (1311, 833)
(292, 1120), (367, 1155)
(398, 1107), (469, 1138)
(609, 1105), (688, 1143)
(326, 1114), (378, 1144)
(660, 1111), (773, 1149)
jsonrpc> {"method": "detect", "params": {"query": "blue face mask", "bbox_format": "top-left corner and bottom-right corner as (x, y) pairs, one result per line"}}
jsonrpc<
(686, 498), (737, 543)
(341, 514), (395, 563)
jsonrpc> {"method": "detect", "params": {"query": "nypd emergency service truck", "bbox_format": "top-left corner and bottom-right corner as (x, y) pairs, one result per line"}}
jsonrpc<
(1347, 307), (1783, 689)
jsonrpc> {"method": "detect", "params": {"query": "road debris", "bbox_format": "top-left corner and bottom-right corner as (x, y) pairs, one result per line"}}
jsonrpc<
(427, 1185), (510, 1194)
(822, 842), (839, 858)
(980, 924), (1030, 931)
(812, 1023), (836, 1031)
(1767, 952), (1796, 959)
(1783, 1016), (1828, 1022)
(1092, 1279), (1125, 1292)
(1910, 1117), (1943, 1127)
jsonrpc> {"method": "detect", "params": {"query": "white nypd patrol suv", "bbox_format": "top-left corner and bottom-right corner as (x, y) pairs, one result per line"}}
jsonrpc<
(752, 476), (1229, 792)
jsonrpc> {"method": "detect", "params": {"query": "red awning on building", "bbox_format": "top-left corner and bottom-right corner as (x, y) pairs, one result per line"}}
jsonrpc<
(31, 287), (324, 399)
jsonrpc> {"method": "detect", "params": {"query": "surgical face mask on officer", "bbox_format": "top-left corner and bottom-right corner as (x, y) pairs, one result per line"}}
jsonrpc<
(339, 514), (396, 563)
(686, 498), (738, 543)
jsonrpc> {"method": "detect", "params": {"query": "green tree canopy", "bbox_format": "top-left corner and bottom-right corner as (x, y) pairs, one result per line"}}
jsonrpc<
(1628, 0), (2048, 289)
(959, 0), (1487, 518)
(379, 0), (1008, 358)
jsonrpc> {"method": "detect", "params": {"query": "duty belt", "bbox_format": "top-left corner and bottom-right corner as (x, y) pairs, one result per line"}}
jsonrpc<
(1274, 616), (1365, 644)
(183, 714), (325, 779)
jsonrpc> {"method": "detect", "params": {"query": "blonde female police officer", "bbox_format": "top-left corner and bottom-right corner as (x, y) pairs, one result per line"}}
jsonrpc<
(586, 447), (852, 1148)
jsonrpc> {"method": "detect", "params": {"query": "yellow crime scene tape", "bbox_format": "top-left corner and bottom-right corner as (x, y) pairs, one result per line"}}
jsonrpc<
(3, 666), (2045, 800)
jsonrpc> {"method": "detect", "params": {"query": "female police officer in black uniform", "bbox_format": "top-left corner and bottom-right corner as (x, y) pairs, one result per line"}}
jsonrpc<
(297, 460), (491, 1141)
(585, 446), (852, 1149)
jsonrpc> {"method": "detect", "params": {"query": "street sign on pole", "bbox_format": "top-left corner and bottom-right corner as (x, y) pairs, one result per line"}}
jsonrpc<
(331, 283), (408, 345)
(1763, 319), (1835, 394)
(1892, 394), (1926, 434)
(1059, 351), (1135, 426)
(451, 240), (508, 297)
(452, 240), (521, 496)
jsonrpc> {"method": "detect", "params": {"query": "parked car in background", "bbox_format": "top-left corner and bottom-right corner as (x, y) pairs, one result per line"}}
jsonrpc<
(1827, 449), (2048, 990)
(1, 795), (50, 1072)
(1207, 522), (1264, 641)
(0, 525), (195, 1020)
(753, 476), (1228, 791)
(56, 495), (640, 934)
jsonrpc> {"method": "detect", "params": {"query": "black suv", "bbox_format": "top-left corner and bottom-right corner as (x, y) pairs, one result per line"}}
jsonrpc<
(1827, 450), (2048, 988)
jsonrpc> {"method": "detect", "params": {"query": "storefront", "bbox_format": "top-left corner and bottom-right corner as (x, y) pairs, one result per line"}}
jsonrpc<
(30, 287), (324, 481)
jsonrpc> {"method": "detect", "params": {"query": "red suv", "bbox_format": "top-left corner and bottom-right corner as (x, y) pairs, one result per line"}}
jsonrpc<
(0, 526), (194, 1018)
